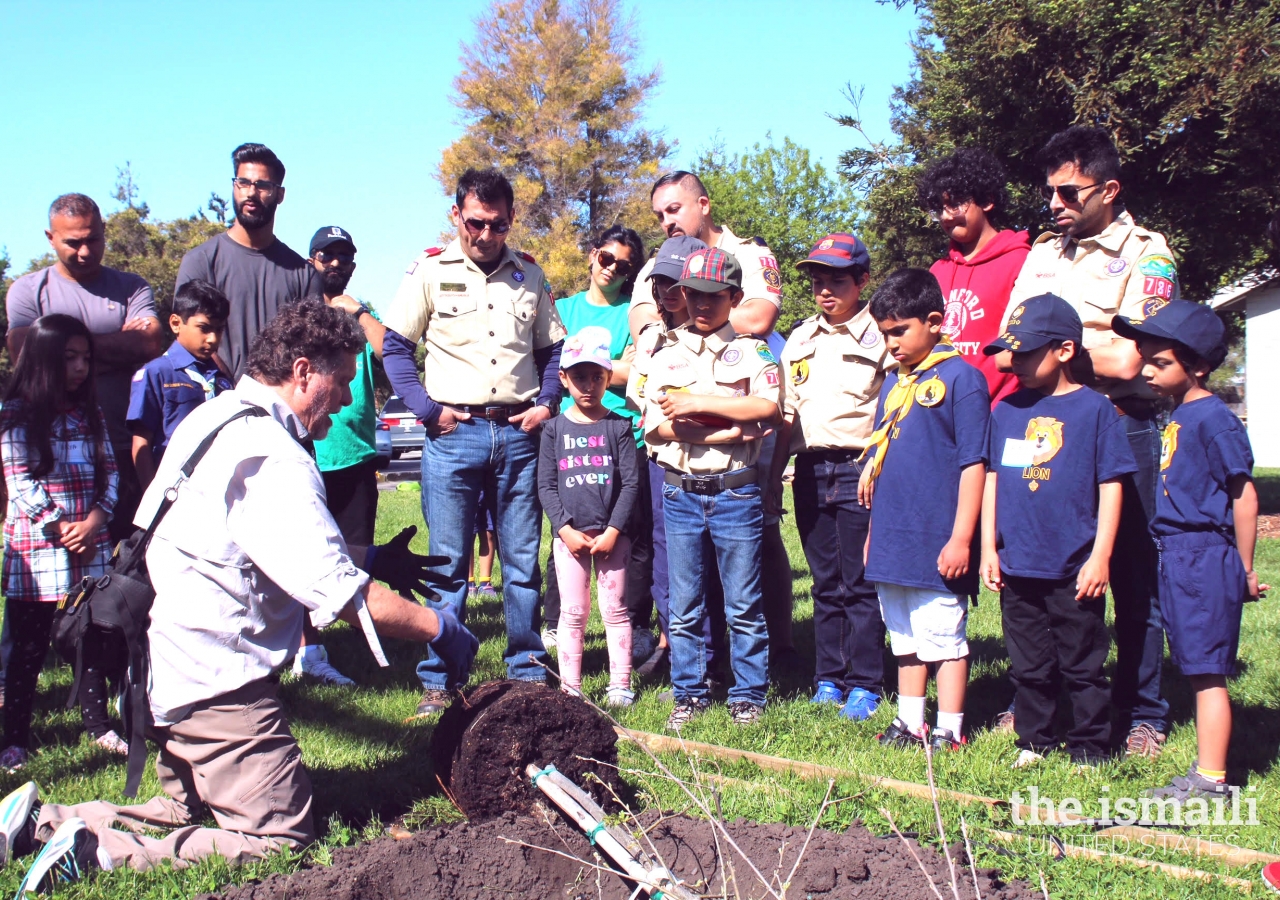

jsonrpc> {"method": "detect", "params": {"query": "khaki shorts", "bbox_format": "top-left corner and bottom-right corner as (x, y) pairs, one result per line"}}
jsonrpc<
(877, 583), (969, 662)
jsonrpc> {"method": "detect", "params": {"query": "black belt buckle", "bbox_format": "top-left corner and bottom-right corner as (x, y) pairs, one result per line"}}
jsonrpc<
(682, 474), (717, 495)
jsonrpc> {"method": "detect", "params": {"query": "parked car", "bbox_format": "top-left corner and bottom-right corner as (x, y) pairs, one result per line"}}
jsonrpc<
(379, 396), (426, 458)
(374, 419), (393, 469)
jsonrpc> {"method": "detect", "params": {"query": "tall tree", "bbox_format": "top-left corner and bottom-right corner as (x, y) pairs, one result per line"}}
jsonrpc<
(698, 136), (862, 334)
(840, 0), (1280, 299)
(440, 0), (671, 294)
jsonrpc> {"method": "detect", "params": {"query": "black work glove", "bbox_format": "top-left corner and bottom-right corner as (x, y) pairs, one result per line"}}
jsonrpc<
(365, 526), (450, 599)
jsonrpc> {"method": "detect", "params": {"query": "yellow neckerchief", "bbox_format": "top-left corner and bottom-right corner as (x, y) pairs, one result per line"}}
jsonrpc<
(858, 345), (961, 483)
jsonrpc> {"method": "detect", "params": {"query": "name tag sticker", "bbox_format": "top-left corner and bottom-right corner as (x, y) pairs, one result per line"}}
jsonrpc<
(1001, 438), (1036, 468)
(439, 282), (468, 294)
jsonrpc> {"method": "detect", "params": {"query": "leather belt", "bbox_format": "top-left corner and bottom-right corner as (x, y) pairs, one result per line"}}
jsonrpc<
(662, 467), (757, 495)
(448, 402), (535, 421)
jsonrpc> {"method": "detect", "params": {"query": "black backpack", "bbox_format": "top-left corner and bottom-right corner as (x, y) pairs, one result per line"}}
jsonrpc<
(54, 406), (267, 796)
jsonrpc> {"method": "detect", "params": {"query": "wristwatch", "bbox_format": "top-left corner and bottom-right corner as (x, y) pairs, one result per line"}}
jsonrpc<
(351, 303), (372, 319)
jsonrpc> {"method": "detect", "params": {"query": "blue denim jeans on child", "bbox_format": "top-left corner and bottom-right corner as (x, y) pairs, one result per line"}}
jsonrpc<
(417, 418), (548, 689)
(662, 479), (769, 707)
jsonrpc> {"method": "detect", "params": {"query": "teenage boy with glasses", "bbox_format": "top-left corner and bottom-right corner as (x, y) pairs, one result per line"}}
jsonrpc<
(999, 125), (1182, 760)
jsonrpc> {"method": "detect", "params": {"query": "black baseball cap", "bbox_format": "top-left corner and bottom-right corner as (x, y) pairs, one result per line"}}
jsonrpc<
(648, 235), (707, 282)
(309, 225), (357, 256)
(983, 293), (1083, 355)
(1112, 300), (1225, 360)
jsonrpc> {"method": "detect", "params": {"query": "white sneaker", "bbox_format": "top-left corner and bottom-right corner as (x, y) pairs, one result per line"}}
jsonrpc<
(606, 687), (635, 708)
(292, 646), (356, 686)
(0, 781), (40, 866)
(1013, 749), (1045, 769)
(540, 629), (558, 653)
(94, 731), (128, 756)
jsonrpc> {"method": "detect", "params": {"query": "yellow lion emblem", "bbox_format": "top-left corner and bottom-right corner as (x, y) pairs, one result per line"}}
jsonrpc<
(1160, 422), (1180, 471)
(1024, 417), (1064, 465)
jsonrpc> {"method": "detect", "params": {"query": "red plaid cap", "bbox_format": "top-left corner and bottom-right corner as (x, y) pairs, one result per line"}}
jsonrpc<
(675, 247), (743, 291)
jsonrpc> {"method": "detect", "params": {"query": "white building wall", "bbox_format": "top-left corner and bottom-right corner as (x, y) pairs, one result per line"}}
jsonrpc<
(1247, 288), (1280, 467)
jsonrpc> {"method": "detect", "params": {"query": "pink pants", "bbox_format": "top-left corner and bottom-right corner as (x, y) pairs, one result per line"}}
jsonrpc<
(553, 534), (632, 692)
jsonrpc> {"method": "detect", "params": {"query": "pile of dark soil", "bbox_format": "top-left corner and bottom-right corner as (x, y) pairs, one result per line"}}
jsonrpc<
(214, 810), (1039, 900)
(431, 679), (623, 820)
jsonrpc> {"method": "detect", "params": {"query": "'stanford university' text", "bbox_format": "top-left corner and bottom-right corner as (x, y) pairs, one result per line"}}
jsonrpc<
(1011, 785), (1259, 827)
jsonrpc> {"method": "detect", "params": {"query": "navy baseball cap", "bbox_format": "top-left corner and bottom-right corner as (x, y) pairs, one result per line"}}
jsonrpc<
(309, 225), (357, 255)
(1112, 300), (1225, 360)
(796, 233), (871, 271)
(648, 235), (708, 281)
(983, 294), (1083, 355)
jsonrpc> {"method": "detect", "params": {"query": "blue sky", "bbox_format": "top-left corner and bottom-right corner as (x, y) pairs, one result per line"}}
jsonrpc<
(1, 0), (919, 305)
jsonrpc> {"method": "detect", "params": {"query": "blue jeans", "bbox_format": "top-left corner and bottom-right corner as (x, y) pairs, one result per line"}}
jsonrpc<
(417, 419), (547, 689)
(1110, 414), (1168, 732)
(663, 479), (769, 707)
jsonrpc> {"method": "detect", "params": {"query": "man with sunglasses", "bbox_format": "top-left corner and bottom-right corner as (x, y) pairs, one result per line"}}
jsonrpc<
(382, 168), (566, 718)
(1001, 125), (1181, 761)
(175, 143), (321, 380)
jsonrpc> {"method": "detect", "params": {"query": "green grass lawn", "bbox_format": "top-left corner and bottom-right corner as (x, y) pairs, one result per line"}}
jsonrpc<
(1, 483), (1278, 898)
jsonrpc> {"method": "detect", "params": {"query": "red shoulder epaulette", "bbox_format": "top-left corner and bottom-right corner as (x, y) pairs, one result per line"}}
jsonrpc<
(517, 250), (537, 263)
(424, 246), (444, 257)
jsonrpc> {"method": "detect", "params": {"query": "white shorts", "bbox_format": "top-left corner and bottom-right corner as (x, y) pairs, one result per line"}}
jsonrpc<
(877, 583), (969, 662)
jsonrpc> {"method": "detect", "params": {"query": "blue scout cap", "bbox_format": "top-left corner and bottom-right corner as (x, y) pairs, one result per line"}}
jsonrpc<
(1111, 300), (1225, 360)
(310, 225), (357, 255)
(983, 294), (1083, 355)
(648, 235), (708, 282)
(796, 233), (871, 271)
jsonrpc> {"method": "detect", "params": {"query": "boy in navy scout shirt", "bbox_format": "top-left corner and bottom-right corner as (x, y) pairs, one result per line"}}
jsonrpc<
(980, 294), (1136, 767)
(857, 269), (989, 752)
(645, 246), (782, 731)
(127, 279), (232, 488)
(771, 233), (893, 722)
(1113, 301), (1267, 798)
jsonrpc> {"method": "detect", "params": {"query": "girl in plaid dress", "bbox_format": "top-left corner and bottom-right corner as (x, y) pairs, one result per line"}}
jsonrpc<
(0, 315), (122, 771)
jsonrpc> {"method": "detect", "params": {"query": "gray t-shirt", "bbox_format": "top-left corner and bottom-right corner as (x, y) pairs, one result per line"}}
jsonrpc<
(174, 232), (321, 379)
(6, 266), (158, 446)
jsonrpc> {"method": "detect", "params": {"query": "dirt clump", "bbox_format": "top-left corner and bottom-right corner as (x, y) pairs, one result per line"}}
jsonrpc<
(431, 679), (623, 820)
(212, 810), (1039, 900)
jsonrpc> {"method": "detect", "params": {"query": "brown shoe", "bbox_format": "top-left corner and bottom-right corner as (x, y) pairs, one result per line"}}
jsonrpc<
(405, 689), (452, 722)
(992, 710), (1016, 734)
(1124, 722), (1167, 759)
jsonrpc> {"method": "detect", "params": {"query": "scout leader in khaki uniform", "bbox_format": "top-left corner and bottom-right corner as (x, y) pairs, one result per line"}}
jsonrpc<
(629, 171), (783, 344)
(1000, 125), (1176, 758)
(382, 168), (566, 719)
(769, 233), (895, 721)
(644, 245), (782, 730)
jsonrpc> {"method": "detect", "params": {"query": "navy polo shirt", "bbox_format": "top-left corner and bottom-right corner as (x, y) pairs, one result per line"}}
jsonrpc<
(988, 387), (1137, 580)
(866, 355), (990, 595)
(127, 343), (233, 458)
(1152, 394), (1254, 537)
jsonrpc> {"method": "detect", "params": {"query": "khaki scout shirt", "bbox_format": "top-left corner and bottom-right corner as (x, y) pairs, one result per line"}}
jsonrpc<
(382, 239), (566, 406)
(630, 224), (784, 318)
(625, 320), (666, 414)
(643, 322), (782, 474)
(1005, 211), (1179, 399)
(782, 305), (894, 453)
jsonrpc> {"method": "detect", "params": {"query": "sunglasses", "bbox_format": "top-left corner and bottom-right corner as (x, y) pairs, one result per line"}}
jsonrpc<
(462, 217), (511, 235)
(595, 249), (634, 277)
(315, 250), (354, 264)
(1039, 182), (1102, 204)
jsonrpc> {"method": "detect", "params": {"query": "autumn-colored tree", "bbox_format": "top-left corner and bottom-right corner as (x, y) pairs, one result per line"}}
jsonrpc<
(440, 0), (671, 294)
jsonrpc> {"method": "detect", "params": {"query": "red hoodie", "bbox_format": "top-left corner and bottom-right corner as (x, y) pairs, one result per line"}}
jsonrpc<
(929, 229), (1031, 406)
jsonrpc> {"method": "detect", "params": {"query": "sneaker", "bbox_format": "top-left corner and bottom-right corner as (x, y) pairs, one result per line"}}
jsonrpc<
(992, 710), (1016, 734)
(14, 818), (100, 895)
(0, 747), (28, 774)
(877, 718), (925, 749)
(1147, 764), (1233, 801)
(631, 628), (660, 667)
(1124, 723), (1167, 760)
(293, 645), (356, 687)
(811, 682), (844, 705)
(606, 687), (635, 708)
(0, 782), (41, 866)
(1261, 860), (1280, 895)
(840, 687), (881, 722)
(467, 580), (477, 596)
(930, 727), (966, 752)
(1013, 748), (1045, 769)
(729, 701), (763, 726)
(541, 629), (558, 653)
(407, 689), (453, 721)
(94, 731), (128, 756)
(475, 581), (499, 599)
(665, 697), (710, 731)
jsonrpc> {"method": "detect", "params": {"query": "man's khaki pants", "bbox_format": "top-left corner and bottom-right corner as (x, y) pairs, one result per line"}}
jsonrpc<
(36, 679), (315, 872)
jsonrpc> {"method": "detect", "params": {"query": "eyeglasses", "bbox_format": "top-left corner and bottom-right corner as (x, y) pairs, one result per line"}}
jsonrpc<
(231, 177), (280, 194)
(595, 250), (634, 277)
(1040, 182), (1102, 204)
(315, 250), (354, 264)
(462, 217), (511, 236)
(927, 198), (971, 221)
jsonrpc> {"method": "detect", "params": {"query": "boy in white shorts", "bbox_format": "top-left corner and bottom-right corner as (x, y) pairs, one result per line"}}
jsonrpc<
(857, 269), (990, 752)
